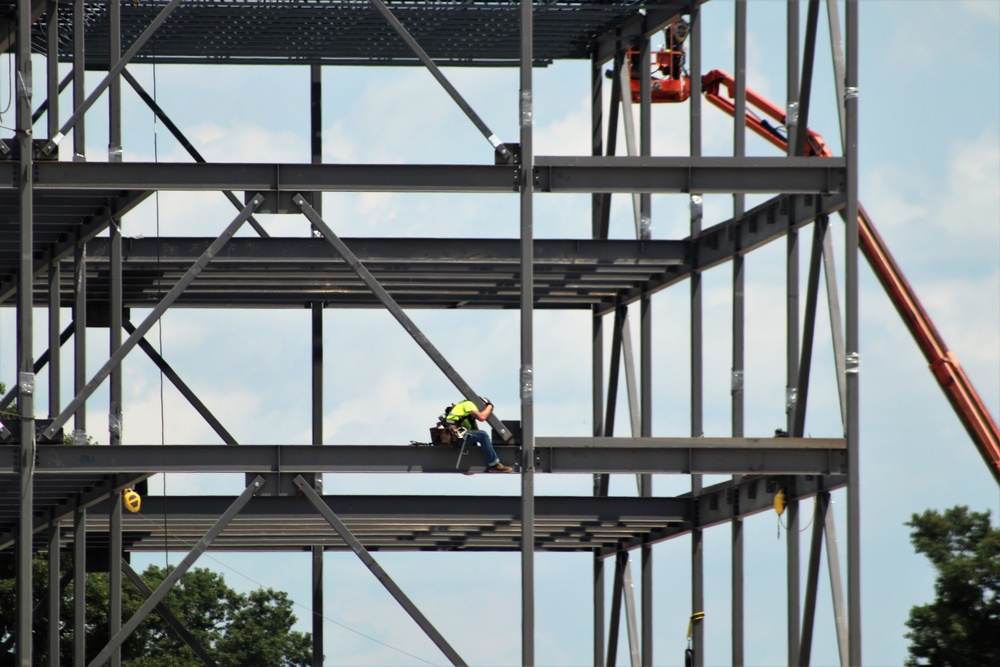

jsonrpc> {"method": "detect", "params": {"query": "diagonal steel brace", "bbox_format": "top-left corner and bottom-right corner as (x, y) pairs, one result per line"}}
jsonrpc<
(122, 559), (220, 667)
(42, 194), (264, 440)
(87, 476), (264, 667)
(41, 0), (184, 156)
(293, 475), (467, 667)
(367, 0), (512, 161)
(294, 194), (512, 442)
(120, 67), (270, 238)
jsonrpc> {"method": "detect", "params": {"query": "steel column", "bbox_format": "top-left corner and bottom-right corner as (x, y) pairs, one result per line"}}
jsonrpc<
(519, 0), (536, 661)
(109, 0), (121, 163)
(87, 477), (264, 667)
(73, 507), (86, 667)
(732, 2), (748, 663)
(73, 0), (85, 160)
(794, 218), (829, 438)
(606, 552), (625, 667)
(73, 241), (86, 440)
(845, 1), (861, 663)
(311, 301), (324, 667)
(292, 476), (467, 667)
(16, 0), (36, 661)
(48, 522), (60, 667)
(786, 2), (802, 661)
(688, 6), (705, 665)
(48, 260), (60, 423)
(46, 0), (59, 140)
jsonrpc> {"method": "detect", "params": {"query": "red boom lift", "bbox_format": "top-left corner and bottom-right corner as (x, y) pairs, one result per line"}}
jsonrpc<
(627, 37), (1000, 483)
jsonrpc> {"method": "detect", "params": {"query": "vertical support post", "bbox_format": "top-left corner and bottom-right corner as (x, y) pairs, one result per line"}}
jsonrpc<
(16, 0), (36, 662)
(73, 507), (86, 667)
(108, 218), (124, 667)
(732, 2), (747, 664)
(73, 240), (87, 440)
(73, 0), (85, 161)
(46, 0), (59, 140)
(519, 0), (535, 662)
(311, 301), (324, 667)
(844, 1), (861, 663)
(785, 3), (802, 663)
(590, 51), (605, 659)
(108, 0), (122, 164)
(688, 6), (704, 665)
(637, 33), (653, 667)
(49, 258), (61, 421)
(48, 522), (61, 667)
(108, 4), (123, 658)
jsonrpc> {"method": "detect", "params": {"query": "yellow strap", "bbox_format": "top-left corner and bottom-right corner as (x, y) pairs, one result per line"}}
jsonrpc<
(686, 611), (705, 638)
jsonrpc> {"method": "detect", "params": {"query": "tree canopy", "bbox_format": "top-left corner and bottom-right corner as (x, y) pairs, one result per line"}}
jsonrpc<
(0, 559), (312, 666)
(905, 505), (1000, 666)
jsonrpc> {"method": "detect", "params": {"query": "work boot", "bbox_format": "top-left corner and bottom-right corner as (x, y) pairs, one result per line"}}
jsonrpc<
(486, 462), (514, 473)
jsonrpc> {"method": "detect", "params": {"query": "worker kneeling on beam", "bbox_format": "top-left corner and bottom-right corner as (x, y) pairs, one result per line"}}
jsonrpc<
(445, 398), (513, 473)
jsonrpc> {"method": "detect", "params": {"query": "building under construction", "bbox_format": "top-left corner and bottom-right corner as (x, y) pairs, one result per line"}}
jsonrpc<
(1, 1), (998, 665)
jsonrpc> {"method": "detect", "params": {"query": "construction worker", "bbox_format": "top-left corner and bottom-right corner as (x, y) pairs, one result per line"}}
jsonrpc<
(446, 398), (513, 473)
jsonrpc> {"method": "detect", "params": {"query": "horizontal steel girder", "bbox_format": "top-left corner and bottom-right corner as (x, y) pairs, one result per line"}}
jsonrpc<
(6, 159), (845, 194)
(6, 438), (846, 475)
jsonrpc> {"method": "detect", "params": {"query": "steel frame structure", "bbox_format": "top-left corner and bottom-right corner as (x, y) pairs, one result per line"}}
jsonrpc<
(0, 1), (862, 665)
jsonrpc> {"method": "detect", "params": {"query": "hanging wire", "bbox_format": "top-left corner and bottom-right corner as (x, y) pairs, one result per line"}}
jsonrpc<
(130, 509), (442, 666)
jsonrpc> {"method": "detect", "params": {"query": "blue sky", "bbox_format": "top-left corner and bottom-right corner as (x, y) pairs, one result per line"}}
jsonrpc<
(2, 0), (998, 665)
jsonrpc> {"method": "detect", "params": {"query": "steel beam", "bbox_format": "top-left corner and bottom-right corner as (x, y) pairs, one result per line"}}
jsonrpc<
(86, 477), (264, 667)
(292, 476), (467, 667)
(621, 556), (641, 667)
(0, 323), (73, 416)
(799, 492), (828, 666)
(20, 159), (846, 194)
(534, 157), (846, 194)
(16, 440), (846, 477)
(28, 161), (517, 192)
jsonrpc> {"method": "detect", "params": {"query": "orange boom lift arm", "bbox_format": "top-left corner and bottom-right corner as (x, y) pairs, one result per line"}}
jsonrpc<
(694, 67), (1000, 483)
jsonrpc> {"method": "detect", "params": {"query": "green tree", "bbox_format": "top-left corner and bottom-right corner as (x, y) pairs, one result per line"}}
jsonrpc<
(0, 559), (312, 666)
(904, 505), (1000, 666)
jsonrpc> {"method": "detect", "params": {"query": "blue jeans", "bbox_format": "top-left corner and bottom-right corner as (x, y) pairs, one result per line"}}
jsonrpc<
(464, 429), (499, 466)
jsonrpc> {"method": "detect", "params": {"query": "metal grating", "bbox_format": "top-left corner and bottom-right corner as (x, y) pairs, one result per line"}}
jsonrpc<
(29, 0), (688, 67)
